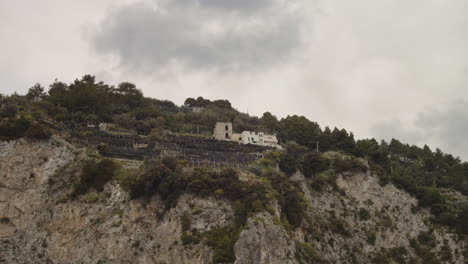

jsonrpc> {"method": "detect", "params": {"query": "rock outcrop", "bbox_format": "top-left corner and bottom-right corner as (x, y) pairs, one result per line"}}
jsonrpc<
(0, 139), (465, 263)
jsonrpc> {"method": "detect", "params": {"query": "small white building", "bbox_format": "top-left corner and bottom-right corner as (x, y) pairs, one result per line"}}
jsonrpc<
(240, 131), (280, 148)
(213, 122), (280, 149)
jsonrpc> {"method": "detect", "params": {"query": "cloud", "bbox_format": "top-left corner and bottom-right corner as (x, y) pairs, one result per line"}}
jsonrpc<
(371, 100), (468, 160)
(169, 0), (273, 11)
(91, 0), (309, 73)
(370, 119), (423, 144)
(415, 100), (468, 159)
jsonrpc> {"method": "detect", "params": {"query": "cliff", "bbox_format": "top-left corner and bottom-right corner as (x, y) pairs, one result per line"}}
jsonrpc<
(0, 138), (465, 263)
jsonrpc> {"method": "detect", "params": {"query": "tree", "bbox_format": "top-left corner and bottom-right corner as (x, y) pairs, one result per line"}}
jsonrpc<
(26, 83), (46, 101)
(66, 76), (99, 112)
(184, 97), (197, 107)
(48, 80), (68, 106)
(278, 115), (321, 149)
(25, 123), (52, 140)
(325, 127), (357, 154)
(212, 100), (231, 109)
(113, 113), (136, 129)
(116, 82), (143, 107)
(260, 112), (279, 133)
(0, 103), (18, 118)
(279, 142), (308, 175)
(149, 116), (166, 138)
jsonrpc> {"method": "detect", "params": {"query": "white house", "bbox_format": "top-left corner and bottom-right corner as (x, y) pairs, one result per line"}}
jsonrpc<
(240, 131), (280, 148)
(213, 122), (281, 149)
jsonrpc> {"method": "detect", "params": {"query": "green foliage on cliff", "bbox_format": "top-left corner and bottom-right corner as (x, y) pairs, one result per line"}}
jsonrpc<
(296, 242), (328, 264)
(117, 155), (310, 263)
(0, 114), (32, 140)
(25, 123), (52, 140)
(73, 158), (118, 195)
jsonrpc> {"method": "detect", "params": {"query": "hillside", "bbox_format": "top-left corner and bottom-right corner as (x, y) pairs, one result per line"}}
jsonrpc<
(0, 76), (467, 263)
(0, 138), (466, 264)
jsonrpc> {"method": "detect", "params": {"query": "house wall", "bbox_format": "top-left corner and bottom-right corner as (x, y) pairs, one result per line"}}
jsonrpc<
(241, 131), (279, 148)
(213, 122), (281, 149)
(231, 133), (242, 142)
(213, 122), (233, 141)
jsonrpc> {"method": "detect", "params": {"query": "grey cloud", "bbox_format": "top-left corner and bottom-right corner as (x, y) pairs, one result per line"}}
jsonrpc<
(169, 0), (272, 11)
(91, 0), (306, 72)
(371, 101), (468, 160)
(415, 101), (468, 159)
(370, 119), (423, 145)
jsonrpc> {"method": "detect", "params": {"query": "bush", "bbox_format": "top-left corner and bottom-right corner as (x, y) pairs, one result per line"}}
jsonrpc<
(74, 159), (118, 195)
(417, 231), (436, 247)
(119, 157), (181, 201)
(180, 213), (202, 245)
(358, 208), (371, 221)
(455, 205), (468, 235)
(301, 152), (329, 177)
(309, 170), (337, 192)
(334, 158), (368, 173)
(416, 187), (444, 208)
(0, 116), (31, 139)
(266, 170), (308, 228)
(205, 226), (239, 263)
(279, 153), (300, 176)
(296, 242), (327, 264)
(367, 232), (376, 245)
(25, 123), (52, 140)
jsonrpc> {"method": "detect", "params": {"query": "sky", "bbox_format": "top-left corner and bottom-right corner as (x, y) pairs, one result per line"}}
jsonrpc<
(1, 0), (468, 160)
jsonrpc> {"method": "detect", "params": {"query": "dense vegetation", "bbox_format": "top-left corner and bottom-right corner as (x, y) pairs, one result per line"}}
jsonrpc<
(73, 158), (118, 196)
(115, 156), (307, 263)
(1, 75), (467, 239)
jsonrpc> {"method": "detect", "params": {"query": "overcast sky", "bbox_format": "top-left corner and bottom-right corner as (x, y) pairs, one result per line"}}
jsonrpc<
(1, 0), (468, 160)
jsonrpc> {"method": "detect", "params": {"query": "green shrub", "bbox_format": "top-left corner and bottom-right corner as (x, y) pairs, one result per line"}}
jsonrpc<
(358, 208), (371, 221)
(279, 152), (300, 176)
(25, 123), (52, 140)
(367, 232), (376, 245)
(205, 226), (239, 263)
(0, 116), (31, 139)
(74, 158), (118, 195)
(455, 205), (468, 235)
(329, 218), (351, 237)
(301, 152), (329, 177)
(309, 170), (337, 192)
(334, 158), (368, 174)
(417, 231), (436, 247)
(296, 242), (327, 264)
(416, 187), (444, 209)
(372, 247), (412, 264)
(410, 238), (441, 264)
(265, 170), (307, 228)
(180, 213), (202, 245)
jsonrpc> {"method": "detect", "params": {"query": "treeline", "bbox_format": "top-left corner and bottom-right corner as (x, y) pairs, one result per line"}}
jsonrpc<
(1, 76), (467, 195)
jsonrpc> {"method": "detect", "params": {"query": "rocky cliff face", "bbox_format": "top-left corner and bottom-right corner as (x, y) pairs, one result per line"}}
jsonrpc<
(294, 171), (465, 263)
(0, 139), (465, 263)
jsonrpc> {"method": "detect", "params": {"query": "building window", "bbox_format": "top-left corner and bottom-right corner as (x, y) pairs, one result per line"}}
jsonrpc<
(225, 125), (229, 131)
(225, 133), (229, 139)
